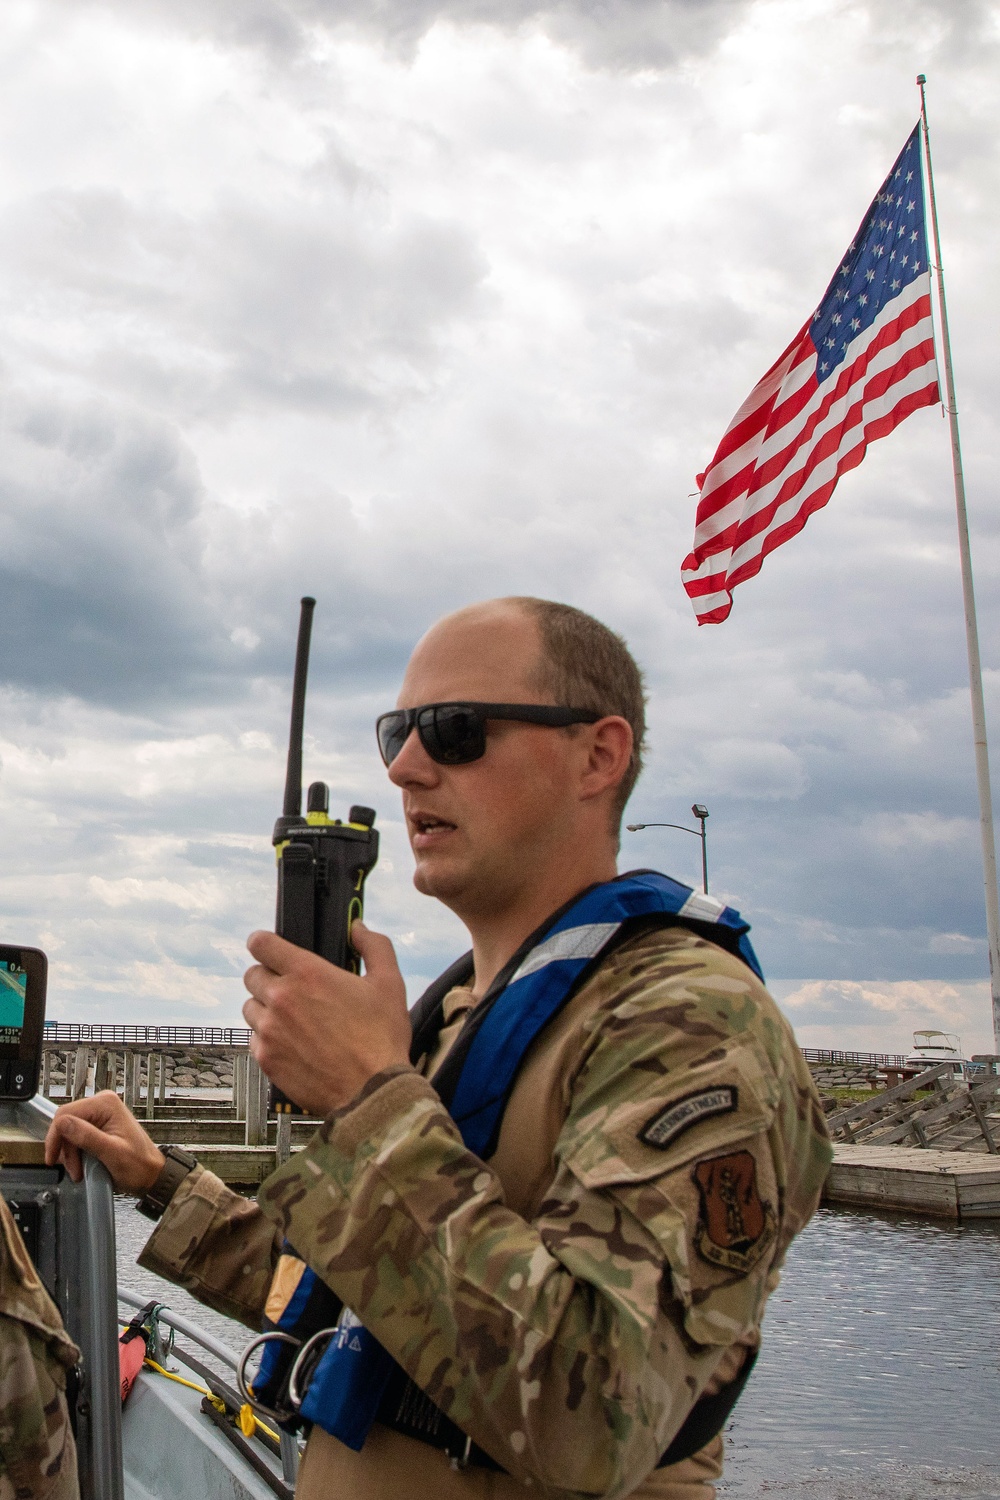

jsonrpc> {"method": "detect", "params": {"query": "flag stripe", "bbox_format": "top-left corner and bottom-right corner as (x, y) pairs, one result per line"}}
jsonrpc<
(691, 277), (932, 555)
(729, 372), (940, 578)
(731, 317), (935, 552)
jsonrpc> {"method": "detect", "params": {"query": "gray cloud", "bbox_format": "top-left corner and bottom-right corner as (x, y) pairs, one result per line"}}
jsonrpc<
(0, 187), (487, 423)
(46, 0), (755, 70)
(0, 390), (232, 704)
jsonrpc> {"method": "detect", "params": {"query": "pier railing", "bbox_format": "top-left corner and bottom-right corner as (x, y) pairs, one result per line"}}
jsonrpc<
(43, 1022), (252, 1046)
(800, 1047), (908, 1069)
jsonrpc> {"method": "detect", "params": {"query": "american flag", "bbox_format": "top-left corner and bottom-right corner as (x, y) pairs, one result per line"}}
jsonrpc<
(681, 126), (940, 625)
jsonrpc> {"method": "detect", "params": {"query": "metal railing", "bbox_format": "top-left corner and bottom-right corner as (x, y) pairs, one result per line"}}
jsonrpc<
(43, 1023), (251, 1046)
(799, 1047), (909, 1069)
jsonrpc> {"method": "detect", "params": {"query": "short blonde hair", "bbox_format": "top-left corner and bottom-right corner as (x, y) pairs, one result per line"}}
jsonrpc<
(508, 597), (646, 830)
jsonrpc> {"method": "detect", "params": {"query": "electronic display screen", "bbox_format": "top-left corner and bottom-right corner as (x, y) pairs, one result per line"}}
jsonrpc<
(0, 958), (26, 1047)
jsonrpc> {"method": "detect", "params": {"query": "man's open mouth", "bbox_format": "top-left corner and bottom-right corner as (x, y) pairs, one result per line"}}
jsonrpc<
(412, 814), (457, 835)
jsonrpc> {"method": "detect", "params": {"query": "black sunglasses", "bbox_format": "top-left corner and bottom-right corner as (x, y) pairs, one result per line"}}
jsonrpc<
(376, 701), (603, 767)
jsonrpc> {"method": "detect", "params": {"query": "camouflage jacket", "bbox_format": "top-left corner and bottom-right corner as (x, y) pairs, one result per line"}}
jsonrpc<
(140, 924), (832, 1499)
(0, 1195), (79, 1500)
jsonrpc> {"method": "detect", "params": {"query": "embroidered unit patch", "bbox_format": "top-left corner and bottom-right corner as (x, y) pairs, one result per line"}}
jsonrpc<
(640, 1086), (738, 1150)
(692, 1150), (776, 1274)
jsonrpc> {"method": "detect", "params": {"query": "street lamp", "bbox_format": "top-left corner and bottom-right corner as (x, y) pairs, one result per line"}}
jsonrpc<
(626, 804), (710, 894)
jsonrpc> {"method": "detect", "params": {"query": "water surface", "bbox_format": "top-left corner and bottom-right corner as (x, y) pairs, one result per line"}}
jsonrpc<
(723, 1206), (1000, 1497)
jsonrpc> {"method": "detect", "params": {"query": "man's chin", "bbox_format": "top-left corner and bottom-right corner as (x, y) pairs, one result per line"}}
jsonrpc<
(412, 859), (467, 901)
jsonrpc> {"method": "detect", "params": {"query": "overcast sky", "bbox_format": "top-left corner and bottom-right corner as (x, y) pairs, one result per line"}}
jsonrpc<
(0, 0), (998, 1055)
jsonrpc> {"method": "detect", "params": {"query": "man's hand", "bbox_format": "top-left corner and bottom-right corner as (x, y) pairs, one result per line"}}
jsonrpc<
(242, 921), (412, 1117)
(45, 1092), (166, 1191)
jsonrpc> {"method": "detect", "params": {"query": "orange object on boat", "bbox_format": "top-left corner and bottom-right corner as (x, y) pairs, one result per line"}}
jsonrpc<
(119, 1323), (148, 1404)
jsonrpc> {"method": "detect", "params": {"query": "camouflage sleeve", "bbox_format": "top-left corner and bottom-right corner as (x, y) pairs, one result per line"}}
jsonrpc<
(257, 941), (831, 1499)
(0, 1196), (79, 1500)
(137, 1164), (284, 1330)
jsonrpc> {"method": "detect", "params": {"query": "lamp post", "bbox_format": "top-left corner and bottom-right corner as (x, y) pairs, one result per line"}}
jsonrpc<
(626, 804), (710, 894)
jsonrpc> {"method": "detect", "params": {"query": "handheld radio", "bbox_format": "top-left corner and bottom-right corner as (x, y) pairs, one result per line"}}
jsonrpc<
(270, 597), (380, 1113)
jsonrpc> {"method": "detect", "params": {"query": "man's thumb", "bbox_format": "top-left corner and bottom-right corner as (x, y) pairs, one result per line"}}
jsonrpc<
(351, 921), (399, 979)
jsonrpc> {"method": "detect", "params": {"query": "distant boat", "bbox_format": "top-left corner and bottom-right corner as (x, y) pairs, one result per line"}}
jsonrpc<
(904, 1029), (974, 1085)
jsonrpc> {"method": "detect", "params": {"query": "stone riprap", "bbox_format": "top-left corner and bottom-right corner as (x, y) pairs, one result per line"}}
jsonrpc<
(42, 1044), (237, 1097)
(807, 1062), (882, 1090)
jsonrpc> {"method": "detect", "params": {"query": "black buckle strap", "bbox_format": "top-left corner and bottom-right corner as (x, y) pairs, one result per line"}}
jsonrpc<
(376, 1370), (503, 1471)
(657, 1349), (758, 1468)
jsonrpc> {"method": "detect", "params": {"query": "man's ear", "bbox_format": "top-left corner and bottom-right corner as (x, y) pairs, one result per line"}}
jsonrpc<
(578, 717), (633, 802)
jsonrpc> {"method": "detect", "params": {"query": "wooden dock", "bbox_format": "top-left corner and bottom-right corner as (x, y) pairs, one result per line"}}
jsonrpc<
(823, 1143), (1000, 1219)
(185, 1144), (297, 1186)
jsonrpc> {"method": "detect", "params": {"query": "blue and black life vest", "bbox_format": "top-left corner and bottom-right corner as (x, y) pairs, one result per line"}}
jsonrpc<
(249, 870), (763, 1462)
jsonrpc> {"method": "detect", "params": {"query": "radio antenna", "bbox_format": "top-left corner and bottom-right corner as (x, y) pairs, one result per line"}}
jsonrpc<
(282, 597), (316, 819)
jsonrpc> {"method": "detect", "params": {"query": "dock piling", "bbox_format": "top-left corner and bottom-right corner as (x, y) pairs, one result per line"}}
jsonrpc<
(145, 1053), (157, 1121)
(245, 1057), (268, 1147)
(72, 1047), (90, 1101)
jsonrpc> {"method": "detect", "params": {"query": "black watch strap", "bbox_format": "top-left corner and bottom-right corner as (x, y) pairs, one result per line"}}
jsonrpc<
(135, 1145), (199, 1222)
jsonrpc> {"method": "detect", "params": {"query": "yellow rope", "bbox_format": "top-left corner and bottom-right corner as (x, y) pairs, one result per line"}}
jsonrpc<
(140, 1356), (280, 1442)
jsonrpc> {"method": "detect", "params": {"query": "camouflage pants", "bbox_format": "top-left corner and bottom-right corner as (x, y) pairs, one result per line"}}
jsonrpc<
(296, 1424), (724, 1500)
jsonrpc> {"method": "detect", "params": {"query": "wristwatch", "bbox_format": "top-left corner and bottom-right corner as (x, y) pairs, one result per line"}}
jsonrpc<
(135, 1145), (199, 1222)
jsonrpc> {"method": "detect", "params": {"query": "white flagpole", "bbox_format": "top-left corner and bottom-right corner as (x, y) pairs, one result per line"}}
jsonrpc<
(917, 74), (1000, 1052)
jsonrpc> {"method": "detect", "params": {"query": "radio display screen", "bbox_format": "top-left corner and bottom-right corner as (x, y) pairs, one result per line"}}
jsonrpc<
(0, 959), (27, 1047)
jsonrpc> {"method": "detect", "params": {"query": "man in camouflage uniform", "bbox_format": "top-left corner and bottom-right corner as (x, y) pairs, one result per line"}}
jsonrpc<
(46, 597), (831, 1499)
(0, 1194), (79, 1500)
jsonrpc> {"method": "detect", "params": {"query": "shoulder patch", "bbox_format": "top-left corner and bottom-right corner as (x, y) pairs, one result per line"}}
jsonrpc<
(639, 1086), (738, 1150)
(692, 1150), (776, 1274)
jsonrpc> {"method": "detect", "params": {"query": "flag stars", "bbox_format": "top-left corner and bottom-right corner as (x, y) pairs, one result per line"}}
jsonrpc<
(808, 137), (928, 387)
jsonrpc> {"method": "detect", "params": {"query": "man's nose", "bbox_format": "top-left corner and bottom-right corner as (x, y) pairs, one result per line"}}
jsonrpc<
(386, 726), (439, 787)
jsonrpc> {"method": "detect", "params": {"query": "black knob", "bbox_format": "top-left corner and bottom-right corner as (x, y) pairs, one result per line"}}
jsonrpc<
(349, 805), (376, 828)
(307, 781), (329, 814)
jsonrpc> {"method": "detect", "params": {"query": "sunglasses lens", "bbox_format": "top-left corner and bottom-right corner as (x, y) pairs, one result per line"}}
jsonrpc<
(420, 704), (486, 764)
(377, 712), (411, 766)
